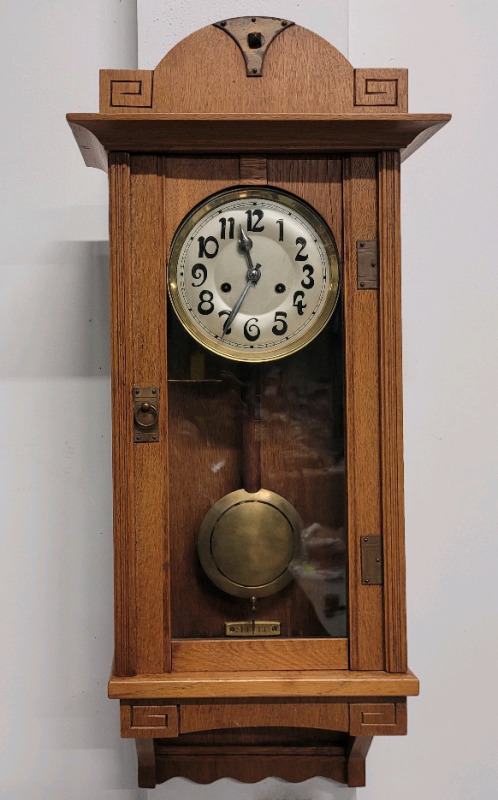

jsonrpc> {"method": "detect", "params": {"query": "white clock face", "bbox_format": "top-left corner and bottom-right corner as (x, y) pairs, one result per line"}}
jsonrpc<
(168, 187), (340, 362)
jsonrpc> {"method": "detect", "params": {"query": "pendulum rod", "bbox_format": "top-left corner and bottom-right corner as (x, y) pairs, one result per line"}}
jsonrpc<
(241, 365), (261, 494)
(242, 366), (261, 620)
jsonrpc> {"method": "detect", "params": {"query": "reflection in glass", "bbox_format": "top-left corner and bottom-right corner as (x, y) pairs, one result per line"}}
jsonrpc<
(167, 304), (346, 639)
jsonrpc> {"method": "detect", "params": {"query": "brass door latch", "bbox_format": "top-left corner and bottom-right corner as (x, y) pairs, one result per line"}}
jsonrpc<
(133, 386), (159, 443)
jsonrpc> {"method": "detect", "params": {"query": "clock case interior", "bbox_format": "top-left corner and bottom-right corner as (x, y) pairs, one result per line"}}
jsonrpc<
(167, 176), (346, 641)
(67, 15), (449, 789)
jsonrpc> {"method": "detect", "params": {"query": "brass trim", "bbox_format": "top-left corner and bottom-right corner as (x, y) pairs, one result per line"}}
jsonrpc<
(197, 488), (302, 598)
(214, 17), (294, 77)
(168, 186), (341, 363)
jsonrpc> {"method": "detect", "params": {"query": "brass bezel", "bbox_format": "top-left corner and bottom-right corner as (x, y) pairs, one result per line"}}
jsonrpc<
(197, 488), (302, 599)
(167, 186), (341, 362)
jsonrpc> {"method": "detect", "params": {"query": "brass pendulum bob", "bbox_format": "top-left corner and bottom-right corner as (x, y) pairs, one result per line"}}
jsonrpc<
(197, 368), (302, 599)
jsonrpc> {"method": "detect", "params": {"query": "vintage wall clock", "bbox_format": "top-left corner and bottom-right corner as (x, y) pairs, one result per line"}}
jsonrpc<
(68, 16), (450, 788)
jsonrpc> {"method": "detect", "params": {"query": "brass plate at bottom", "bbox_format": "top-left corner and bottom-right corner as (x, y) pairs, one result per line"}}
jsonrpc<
(198, 488), (302, 598)
(225, 620), (281, 636)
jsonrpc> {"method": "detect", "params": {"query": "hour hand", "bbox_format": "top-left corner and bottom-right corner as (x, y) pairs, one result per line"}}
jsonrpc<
(239, 225), (252, 252)
(239, 225), (256, 270)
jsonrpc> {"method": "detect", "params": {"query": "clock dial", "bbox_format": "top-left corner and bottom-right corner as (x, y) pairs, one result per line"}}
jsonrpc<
(168, 187), (340, 361)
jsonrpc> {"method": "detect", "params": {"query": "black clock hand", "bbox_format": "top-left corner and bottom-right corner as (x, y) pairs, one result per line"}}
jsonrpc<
(222, 264), (261, 335)
(239, 225), (256, 270)
(222, 225), (262, 336)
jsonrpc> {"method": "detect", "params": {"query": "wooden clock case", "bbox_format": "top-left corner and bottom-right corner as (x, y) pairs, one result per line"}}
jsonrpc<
(68, 17), (449, 789)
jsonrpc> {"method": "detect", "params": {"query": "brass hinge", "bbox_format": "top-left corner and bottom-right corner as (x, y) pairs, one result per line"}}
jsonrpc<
(357, 240), (379, 289)
(361, 535), (383, 585)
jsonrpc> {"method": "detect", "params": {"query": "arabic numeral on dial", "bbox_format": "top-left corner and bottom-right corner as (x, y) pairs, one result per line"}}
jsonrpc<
(197, 290), (214, 315)
(301, 264), (314, 289)
(293, 290), (307, 316)
(218, 309), (232, 334)
(191, 263), (207, 287)
(271, 311), (288, 336)
(276, 219), (284, 241)
(245, 209), (265, 232)
(198, 236), (219, 258)
(295, 236), (308, 261)
(219, 217), (235, 240)
(243, 317), (260, 341)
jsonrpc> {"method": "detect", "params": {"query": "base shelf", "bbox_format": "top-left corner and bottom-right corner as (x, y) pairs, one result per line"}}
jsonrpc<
(114, 671), (416, 788)
(109, 668), (419, 700)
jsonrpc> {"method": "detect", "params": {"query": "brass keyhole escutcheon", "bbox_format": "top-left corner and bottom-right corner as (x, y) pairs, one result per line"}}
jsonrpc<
(134, 401), (158, 429)
(247, 31), (264, 49)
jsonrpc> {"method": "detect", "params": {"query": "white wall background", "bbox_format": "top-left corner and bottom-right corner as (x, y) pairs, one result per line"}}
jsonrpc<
(1, 2), (496, 799)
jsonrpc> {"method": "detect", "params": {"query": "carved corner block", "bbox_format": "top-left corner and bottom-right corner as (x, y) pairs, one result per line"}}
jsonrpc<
(99, 70), (153, 112)
(349, 702), (407, 736)
(354, 69), (408, 111)
(121, 703), (179, 738)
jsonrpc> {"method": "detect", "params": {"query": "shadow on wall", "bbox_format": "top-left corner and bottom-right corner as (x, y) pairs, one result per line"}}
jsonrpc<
(146, 775), (357, 800)
(1, 240), (110, 379)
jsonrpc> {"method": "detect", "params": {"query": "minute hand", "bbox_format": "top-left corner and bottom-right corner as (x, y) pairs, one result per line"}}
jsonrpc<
(222, 265), (261, 335)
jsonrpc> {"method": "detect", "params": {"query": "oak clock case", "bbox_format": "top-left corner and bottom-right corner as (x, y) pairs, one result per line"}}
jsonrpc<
(67, 14), (450, 790)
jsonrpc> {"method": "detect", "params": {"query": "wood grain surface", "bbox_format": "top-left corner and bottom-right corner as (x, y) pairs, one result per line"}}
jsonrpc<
(346, 735), (373, 786)
(99, 25), (408, 117)
(108, 669), (419, 699)
(180, 701), (349, 734)
(153, 745), (348, 787)
(378, 152), (407, 673)
(349, 700), (407, 736)
(130, 156), (169, 674)
(343, 156), (384, 671)
(99, 69), (153, 113)
(135, 739), (157, 788)
(68, 114), (450, 170)
(354, 69), (408, 112)
(172, 639), (348, 672)
(240, 156), (267, 184)
(152, 24), (355, 115)
(109, 153), (136, 676)
(121, 703), (179, 738)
